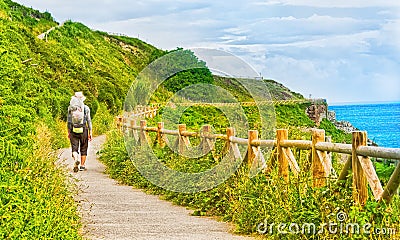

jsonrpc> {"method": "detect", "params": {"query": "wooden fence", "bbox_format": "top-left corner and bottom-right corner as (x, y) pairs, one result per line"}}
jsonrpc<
(148, 98), (326, 108)
(116, 114), (400, 206)
(123, 106), (158, 119)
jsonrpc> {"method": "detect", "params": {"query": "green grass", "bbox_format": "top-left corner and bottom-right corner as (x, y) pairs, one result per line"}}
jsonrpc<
(0, 0), (163, 237)
(0, 125), (81, 239)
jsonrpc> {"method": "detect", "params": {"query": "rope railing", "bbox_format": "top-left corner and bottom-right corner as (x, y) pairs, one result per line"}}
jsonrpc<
(115, 114), (400, 205)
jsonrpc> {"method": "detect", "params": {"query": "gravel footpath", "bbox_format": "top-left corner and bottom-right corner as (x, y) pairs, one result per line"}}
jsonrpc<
(58, 135), (254, 240)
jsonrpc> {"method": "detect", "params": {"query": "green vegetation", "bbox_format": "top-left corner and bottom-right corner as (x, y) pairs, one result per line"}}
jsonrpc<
(2, 0), (398, 239)
(100, 75), (399, 239)
(101, 126), (400, 240)
(0, 0), (163, 238)
(1, 125), (81, 239)
(159, 48), (214, 94)
(213, 76), (304, 102)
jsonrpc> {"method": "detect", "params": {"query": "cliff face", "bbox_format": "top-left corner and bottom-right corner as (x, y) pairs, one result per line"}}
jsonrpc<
(306, 102), (358, 132)
(306, 103), (326, 126)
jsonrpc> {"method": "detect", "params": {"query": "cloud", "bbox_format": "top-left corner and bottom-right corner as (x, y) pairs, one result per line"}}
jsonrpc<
(378, 20), (400, 51)
(370, 73), (400, 100)
(218, 13), (382, 46)
(248, 52), (400, 103)
(89, 11), (228, 49)
(15, 0), (211, 23)
(212, 19), (399, 103)
(253, 0), (400, 8)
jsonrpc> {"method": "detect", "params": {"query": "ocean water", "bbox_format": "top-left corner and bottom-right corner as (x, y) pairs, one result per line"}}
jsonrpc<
(329, 102), (400, 148)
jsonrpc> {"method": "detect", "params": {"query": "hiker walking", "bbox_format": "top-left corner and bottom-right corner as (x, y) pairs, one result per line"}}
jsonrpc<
(67, 92), (93, 172)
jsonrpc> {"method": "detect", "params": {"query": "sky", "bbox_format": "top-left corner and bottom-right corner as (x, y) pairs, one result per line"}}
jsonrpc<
(14, 0), (400, 104)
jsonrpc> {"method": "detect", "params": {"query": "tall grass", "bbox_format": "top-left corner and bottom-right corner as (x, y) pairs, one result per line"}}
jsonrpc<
(0, 124), (81, 239)
(92, 103), (115, 136)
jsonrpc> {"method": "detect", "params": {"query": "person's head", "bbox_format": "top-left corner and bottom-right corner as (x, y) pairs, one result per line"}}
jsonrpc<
(74, 92), (86, 102)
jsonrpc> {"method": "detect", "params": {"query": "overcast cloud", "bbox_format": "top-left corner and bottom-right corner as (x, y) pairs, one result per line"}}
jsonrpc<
(14, 0), (400, 104)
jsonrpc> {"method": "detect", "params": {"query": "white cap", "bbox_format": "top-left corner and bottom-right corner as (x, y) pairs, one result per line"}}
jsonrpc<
(74, 92), (86, 101)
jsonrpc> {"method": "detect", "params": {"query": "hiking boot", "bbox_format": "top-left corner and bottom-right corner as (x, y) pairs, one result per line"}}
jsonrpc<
(79, 166), (86, 171)
(73, 161), (80, 173)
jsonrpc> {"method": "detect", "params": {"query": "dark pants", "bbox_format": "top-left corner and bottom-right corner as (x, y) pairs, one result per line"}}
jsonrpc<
(70, 128), (89, 156)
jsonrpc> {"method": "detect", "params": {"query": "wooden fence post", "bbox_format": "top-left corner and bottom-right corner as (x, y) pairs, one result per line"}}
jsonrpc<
(152, 107), (157, 118)
(157, 122), (166, 147)
(223, 127), (234, 154)
(200, 125), (213, 154)
(337, 155), (352, 185)
(277, 129), (289, 182)
(139, 120), (149, 146)
(177, 124), (190, 154)
(116, 116), (122, 130)
(130, 119), (136, 138)
(353, 131), (383, 201)
(226, 127), (242, 160)
(352, 131), (368, 206)
(122, 116), (128, 134)
(247, 130), (258, 167)
(325, 136), (335, 176)
(381, 163), (400, 203)
(312, 129), (328, 187)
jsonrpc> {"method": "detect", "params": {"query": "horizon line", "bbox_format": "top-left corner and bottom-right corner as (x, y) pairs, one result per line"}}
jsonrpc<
(328, 100), (400, 106)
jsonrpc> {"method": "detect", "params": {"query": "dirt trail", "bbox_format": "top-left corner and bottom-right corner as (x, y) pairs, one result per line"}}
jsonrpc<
(37, 22), (64, 40)
(58, 135), (253, 240)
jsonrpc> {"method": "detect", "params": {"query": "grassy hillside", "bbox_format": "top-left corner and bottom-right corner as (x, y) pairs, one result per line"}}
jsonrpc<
(214, 76), (304, 102)
(0, 0), (164, 139)
(0, 0), (163, 238)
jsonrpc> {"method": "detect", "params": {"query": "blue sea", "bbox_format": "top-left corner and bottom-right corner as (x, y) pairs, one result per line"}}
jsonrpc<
(329, 102), (400, 148)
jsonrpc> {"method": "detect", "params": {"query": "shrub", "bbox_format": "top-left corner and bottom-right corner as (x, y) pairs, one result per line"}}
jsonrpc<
(0, 124), (81, 239)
